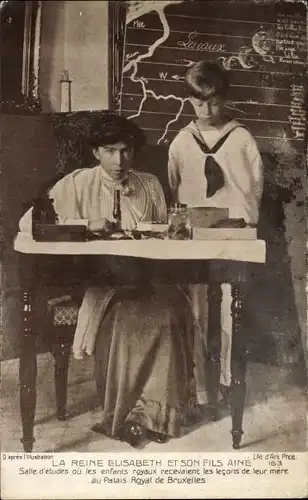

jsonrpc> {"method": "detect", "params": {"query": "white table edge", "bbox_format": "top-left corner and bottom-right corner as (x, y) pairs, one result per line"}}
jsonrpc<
(14, 233), (266, 264)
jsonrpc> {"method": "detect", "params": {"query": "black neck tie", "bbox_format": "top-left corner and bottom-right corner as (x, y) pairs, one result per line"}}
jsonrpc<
(191, 128), (239, 198)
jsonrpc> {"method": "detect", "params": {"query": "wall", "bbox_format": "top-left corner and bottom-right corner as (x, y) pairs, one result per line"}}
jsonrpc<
(284, 194), (306, 366)
(1, 114), (58, 360)
(39, 1), (66, 112)
(39, 0), (109, 113)
(1, 1), (110, 360)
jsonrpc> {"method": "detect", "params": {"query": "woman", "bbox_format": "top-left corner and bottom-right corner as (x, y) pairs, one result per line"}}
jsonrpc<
(20, 114), (194, 447)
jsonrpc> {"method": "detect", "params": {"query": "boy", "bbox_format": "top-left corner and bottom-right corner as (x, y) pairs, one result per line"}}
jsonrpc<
(168, 60), (263, 403)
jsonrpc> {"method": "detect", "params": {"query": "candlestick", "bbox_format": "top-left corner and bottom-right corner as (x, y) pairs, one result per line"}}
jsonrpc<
(113, 189), (122, 231)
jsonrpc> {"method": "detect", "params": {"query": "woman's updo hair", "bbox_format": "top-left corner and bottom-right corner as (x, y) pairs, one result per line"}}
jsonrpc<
(89, 114), (146, 156)
(184, 60), (230, 100)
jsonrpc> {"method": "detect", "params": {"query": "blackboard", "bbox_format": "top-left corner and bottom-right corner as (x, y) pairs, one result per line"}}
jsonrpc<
(120, 0), (307, 154)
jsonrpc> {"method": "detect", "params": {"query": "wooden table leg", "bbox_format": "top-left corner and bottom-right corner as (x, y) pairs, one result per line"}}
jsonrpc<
(230, 283), (246, 449)
(51, 332), (72, 421)
(205, 284), (222, 421)
(19, 290), (37, 452)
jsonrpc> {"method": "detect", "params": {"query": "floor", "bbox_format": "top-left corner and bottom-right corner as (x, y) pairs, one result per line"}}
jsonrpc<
(1, 353), (306, 453)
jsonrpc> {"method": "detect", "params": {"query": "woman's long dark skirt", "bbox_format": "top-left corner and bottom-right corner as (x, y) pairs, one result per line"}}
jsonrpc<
(94, 284), (194, 438)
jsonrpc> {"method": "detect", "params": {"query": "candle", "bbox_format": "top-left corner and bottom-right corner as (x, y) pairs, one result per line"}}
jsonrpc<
(60, 69), (71, 112)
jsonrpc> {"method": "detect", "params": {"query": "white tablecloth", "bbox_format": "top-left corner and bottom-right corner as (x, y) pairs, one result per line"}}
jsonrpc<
(14, 233), (266, 263)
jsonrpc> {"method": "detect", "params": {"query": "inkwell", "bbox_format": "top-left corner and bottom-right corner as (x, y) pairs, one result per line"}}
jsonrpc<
(32, 193), (58, 240)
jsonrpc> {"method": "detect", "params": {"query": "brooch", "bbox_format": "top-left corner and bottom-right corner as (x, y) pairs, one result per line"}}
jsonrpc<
(119, 180), (133, 197)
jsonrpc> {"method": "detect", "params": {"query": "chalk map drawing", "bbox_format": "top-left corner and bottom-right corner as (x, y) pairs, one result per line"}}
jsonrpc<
(123, 1), (188, 144)
(122, 1), (304, 146)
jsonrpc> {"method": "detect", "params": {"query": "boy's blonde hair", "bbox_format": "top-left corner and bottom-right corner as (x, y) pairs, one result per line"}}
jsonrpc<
(184, 61), (229, 100)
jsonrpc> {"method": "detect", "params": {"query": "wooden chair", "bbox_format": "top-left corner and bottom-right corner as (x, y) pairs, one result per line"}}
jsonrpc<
(47, 296), (79, 420)
(33, 111), (108, 420)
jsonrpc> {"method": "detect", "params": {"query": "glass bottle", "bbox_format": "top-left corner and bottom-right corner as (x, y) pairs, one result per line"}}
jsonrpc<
(167, 203), (191, 240)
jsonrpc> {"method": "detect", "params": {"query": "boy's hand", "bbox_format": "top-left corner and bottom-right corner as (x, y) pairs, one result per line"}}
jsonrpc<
(88, 218), (114, 233)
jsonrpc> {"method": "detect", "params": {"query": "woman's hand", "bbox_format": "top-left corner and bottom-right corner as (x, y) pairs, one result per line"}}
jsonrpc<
(88, 218), (114, 233)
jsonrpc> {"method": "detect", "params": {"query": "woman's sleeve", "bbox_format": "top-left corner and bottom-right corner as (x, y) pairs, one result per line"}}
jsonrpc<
(49, 173), (81, 221)
(19, 207), (33, 233)
(18, 173), (82, 234)
(168, 141), (181, 202)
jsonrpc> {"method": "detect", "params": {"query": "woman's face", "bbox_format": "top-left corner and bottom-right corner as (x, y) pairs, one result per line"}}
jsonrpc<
(189, 95), (224, 126)
(93, 141), (134, 181)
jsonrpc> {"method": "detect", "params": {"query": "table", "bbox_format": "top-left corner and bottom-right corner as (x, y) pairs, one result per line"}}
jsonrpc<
(14, 232), (266, 452)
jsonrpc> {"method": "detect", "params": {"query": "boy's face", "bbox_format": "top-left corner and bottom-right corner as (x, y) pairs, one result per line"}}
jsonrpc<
(93, 141), (134, 181)
(189, 95), (224, 126)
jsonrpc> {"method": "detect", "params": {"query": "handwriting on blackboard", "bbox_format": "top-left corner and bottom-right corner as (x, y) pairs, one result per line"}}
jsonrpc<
(125, 51), (140, 61)
(288, 84), (306, 139)
(276, 13), (306, 65)
(177, 32), (226, 53)
(133, 20), (145, 28)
